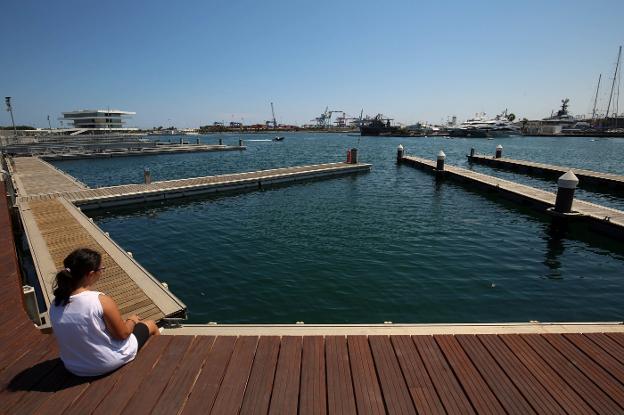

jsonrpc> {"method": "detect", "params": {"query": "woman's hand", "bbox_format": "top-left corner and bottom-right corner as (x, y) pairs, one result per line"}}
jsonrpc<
(127, 314), (141, 324)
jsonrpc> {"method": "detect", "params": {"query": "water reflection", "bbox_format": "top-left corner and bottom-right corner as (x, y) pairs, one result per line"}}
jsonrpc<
(543, 220), (567, 279)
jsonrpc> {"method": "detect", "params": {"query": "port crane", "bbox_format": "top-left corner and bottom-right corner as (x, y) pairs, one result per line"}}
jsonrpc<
(264, 102), (279, 128)
(312, 107), (347, 128)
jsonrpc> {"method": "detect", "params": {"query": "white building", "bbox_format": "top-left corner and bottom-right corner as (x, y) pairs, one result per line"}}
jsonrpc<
(60, 109), (137, 133)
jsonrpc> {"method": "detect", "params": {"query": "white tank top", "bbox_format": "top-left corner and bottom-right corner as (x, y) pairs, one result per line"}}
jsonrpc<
(49, 290), (138, 376)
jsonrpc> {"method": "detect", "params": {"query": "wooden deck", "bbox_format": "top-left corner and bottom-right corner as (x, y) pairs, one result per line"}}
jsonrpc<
(401, 155), (624, 239)
(18, 162), (372, 209)
(467, 154), (624, 192)
(4, 175), (624, 414)
(5, 328), (624, 414)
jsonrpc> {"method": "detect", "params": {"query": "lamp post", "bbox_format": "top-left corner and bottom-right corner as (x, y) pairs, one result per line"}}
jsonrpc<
(47, 115), (52, 132)
(5, 97), (17, 138)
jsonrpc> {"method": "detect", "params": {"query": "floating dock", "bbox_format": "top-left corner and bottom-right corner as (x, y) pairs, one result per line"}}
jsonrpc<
(17, 161), (372, 210)
(400, 155), (624, 239)
(468, 153), (624, 192)
(8, 157), (371, 324)
(39, 143), (244, 160)
(18, 197), (186, 321)
(5, 141), (244, 160)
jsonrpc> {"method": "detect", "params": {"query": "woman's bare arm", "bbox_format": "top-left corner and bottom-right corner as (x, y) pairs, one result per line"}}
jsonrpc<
(100, 294), (138, 340)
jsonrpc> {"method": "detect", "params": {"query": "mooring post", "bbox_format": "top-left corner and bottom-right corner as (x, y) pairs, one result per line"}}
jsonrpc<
(179, 137), (183, 144)
(397, 144), (404, 164)
(143, 167), (151, 185)
(219, 138), (223, 145)
(350, 148), (358, 164)
(470, 148), (475, 157)
(554, 170), (579, 213)
(436, 150), (446, 171)
(196, 138), (200, 144)
(495, 144), (503, 158)
(239, 139), (243, 147)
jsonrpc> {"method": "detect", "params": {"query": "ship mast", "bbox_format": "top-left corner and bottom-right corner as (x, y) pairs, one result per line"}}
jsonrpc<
(605, 45), (622, 119)
(591, 73), (601, 121)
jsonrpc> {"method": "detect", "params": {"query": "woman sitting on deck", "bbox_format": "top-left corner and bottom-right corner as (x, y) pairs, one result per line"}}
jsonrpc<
(49, 248), (159, 377)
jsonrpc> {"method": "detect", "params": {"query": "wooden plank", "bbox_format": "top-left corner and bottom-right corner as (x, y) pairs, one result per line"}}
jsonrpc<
(32, 371), (93, 415)
(564, 333), (624, 384)
(368, 336), (415, 414)
(64, 360), (126, 415)
(210, 336), (259, 415)
(606, 332), (624, 349)
(521, 334), (621, 415)
(239, 336), (280, 415)
(477, 335), (563, 414)
(499, 334), (595, 414)
(435, 335), (504, 415)
(268, 336), (303, 415)
(325, 336), (357, 415)
(412, 335), (475, 414)
(151, 336), (216, 415)
(92, 336), (173, 415)
(299, 336), (327, 415)
(119, 335), (194, 415)
(347, 335), (385, 415)
(4, 360), (71, 414)
(0, 339), (57, 412)
(585, 333), (624, 365)
(455, 335), (535, 415)
(179, 336), (237, 414)
(390, 335), (445, 415)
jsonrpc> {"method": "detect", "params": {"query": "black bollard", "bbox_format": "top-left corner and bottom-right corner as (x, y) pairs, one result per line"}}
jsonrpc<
(219, 138), (223, 145)
(495, 144), (503, 158)
(350, 148), (358, 164)
(196, 138), (200, 144)
(397, 144), (404, 164)
(239, 139), (243, 147)
(470, 148), (475, 157)
(554, 171), (579, 213)
(143, 167), (151, 185)
(179, 137), (183, 144)
(436, 150), (446, 171)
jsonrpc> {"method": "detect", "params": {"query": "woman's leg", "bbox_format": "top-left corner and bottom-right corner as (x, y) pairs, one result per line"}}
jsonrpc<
(142, 319), (160, 336)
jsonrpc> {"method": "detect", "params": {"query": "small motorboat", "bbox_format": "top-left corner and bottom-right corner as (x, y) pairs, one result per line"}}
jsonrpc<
(273, 136), (285, 141)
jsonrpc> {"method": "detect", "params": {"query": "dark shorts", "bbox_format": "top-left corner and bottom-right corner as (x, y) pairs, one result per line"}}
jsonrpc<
(133, 322), (150, 350)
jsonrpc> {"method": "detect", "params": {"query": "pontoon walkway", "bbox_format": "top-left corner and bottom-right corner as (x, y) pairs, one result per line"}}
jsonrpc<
(467, 153), (624, 192)
(400, 155), (624, 240)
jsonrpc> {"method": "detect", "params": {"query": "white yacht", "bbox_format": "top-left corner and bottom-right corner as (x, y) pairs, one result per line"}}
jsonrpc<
(449, 111), (520, 138)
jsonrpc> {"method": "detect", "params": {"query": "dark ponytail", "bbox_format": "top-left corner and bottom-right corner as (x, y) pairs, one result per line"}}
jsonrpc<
(53, 248), (102, 306)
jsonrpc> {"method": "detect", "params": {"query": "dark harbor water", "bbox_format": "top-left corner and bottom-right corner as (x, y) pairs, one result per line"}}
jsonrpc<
(53, 134), (624, 324)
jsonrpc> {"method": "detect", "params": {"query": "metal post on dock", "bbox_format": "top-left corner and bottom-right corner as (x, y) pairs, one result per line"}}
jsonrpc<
(239, 139), (244, 147)
(470, 148), (475, 157)
(179, 137), (183, 145)
(350, 148), (358, 164)
(554, 171), (579, 213)
(436, 150), (446, 171)
(495, 144), (503, 159)
(143, 167), (151, 185)
(219, 138), (223, 145)
(196, 138), (200, 145)
(23, 285), (42, 325)
(397, 144), (404, 164)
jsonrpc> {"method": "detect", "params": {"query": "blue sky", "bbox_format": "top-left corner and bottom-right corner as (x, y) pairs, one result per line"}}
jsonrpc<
(2, 0), (623, 128)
